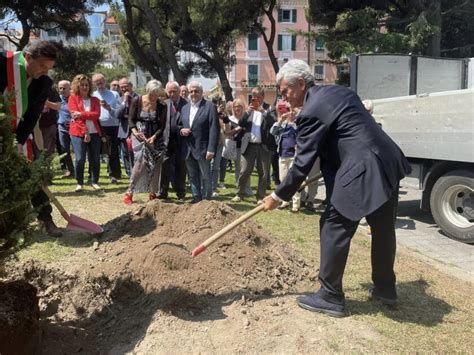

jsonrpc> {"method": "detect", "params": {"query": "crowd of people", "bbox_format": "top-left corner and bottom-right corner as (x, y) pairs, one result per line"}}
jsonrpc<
(42, 70), (322, 211)
(4, 40), (410, 318)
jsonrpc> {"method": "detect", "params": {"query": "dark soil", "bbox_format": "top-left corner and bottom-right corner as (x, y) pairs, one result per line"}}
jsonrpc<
(2, 200), (312, 353)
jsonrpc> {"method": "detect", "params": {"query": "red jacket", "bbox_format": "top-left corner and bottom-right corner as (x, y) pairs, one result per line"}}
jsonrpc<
(68, 94), (102, 137)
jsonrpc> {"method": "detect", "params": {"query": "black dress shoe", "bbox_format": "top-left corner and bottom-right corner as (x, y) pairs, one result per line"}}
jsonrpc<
(42, 220), (62, 238)
(368, 287), (397, 306)
(296, 293), (346, 318)
(157, 193), (168, 200)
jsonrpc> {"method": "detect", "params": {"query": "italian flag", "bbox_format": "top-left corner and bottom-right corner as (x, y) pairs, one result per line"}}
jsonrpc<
(6, 51), (33, 160)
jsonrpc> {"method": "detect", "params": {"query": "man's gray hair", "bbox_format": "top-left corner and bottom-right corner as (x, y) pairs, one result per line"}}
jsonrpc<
(166, 81), (180, 90)
(92, 73), (105, 82)
(187, 81), (203, 91)
(145, 79), (163, 95)
(58, 80), (70, 86)
(276, 59), (314, 86)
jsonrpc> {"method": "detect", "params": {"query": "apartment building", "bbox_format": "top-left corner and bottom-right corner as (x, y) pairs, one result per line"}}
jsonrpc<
(38, 12), (123, 68)
(229, 0), (340, 105)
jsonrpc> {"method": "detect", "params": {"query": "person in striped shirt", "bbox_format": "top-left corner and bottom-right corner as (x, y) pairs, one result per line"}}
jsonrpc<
(0, 40), (61, 237)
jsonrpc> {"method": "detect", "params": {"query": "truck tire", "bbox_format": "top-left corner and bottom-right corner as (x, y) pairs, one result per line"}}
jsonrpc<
(430, 169), (474, 243)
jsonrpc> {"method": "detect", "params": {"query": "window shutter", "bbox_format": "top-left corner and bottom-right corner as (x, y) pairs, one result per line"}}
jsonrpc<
(291, 35), (296, 51)
(292, 9), (297, 23)
(278, 9), (282, 22)
(278, 35), (282, 51)
(315, 37), (325, 51)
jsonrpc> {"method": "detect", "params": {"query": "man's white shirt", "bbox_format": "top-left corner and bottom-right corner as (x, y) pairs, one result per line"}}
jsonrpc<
(189, 99), (202, 127)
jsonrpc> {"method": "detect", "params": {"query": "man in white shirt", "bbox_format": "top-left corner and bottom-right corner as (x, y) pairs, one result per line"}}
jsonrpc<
(92, 73), (121, 183)
(178, 81), (219, 202)
(231, 88), (277, 204)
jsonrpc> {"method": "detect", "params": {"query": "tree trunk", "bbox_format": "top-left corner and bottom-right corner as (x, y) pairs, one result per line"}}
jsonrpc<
(18, 19), (31, 50)
(184, 46), (234, 101)
(139, 0), (187, 84)
(257, 0), (279, 75)
(122, 0), (162, 80)
(426, 0), (441, 56)
(214, 57), (234, 101)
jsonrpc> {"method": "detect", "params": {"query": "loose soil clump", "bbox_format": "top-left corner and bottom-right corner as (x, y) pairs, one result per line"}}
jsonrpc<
(2, 200), (313, 353)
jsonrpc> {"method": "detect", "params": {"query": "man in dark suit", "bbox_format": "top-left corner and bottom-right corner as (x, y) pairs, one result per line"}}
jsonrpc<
(159, 81), (188, 200)
(263, 59), (411, 317)
(231, 92), (277, 204)
(178, 81), (219, 202)
(0, 40), (61, 237)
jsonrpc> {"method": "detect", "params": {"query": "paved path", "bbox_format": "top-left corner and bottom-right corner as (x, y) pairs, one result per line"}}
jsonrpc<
(314, 184), (473, 283)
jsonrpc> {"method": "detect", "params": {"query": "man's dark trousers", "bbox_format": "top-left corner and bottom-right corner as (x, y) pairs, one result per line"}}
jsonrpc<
(160, 142), (186, 199)
(318, 187), (399, 305)
(101, 125), (121, 179)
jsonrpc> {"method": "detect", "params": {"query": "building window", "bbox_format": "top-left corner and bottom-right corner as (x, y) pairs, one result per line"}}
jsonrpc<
(248, 64), (259, 87)
(314, 65), (324, 81)
(315, 38), (325, 51)
(248, 34), (258, 51)
(337, 64), (348, 78)
(278, 9), (297, 23)
(278, 34), (296, 51)
(47, 29), (58, 37)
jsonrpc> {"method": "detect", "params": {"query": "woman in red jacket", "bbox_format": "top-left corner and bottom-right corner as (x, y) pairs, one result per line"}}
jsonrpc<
(68, 74), (102, 192)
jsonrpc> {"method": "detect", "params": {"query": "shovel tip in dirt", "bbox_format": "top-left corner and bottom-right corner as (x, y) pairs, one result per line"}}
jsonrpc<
(191, 244), (206, 257)
(67, 214), (104, 235)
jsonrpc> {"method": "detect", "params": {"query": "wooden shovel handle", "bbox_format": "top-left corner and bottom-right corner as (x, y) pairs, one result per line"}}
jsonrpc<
(192, 172), (323, 257)
(42, 186), (70, 220)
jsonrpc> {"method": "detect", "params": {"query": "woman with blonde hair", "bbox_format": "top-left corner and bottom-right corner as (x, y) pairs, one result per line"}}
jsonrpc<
(123, 80), (168, 204)
(68, 74), (102, 192)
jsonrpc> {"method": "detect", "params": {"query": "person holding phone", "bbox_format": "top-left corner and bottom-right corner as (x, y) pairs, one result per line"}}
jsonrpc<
(231, 87), (277, 204)
(92, 73), (121, 184)
(270, 101), (300, 211)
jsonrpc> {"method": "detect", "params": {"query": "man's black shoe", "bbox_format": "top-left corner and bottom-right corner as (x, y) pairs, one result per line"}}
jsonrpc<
(368, 287), (397, 306)
(157, 193), (168, 200)
(305, 202), (316, 212)
(42, 220), (62, 238)
(296, 293), (346, 318)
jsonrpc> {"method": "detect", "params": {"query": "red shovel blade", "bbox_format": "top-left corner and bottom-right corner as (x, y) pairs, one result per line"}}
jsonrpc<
(66, 213), (103, 234)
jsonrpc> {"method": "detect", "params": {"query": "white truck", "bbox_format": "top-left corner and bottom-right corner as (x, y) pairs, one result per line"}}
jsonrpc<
(350, 54), (474, 243)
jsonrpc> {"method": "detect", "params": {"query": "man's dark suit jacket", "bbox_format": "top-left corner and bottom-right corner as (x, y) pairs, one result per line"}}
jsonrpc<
(178, 99), (219, 160)
(239, 108), (277, 153)
(116, 91), (139, 138)
(0, 50), (53, 145)
(164, 97), (187, 153)
(275, 85), (411, 221)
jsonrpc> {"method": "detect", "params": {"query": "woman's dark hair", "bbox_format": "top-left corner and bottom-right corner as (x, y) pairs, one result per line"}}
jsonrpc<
(23, 40), (57, 60)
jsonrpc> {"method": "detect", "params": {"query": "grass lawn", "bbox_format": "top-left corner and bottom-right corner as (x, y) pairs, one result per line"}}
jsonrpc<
(12, 162), (474, 352)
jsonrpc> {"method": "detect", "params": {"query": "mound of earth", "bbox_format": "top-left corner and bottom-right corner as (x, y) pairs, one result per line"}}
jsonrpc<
(3, 200), (314, 353)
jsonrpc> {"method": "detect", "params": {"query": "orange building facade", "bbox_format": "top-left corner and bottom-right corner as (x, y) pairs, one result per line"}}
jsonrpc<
(229, 0), (340, 105)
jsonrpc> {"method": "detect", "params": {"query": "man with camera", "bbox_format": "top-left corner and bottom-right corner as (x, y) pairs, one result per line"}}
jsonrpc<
(231, 87), (277, 204)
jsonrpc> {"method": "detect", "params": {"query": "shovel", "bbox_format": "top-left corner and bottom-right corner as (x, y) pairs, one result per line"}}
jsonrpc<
(42, 186), (104, 234)
(192, 173), (323, 257)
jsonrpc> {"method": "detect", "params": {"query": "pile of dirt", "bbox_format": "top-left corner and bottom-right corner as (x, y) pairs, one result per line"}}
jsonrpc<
(3, 200), (314, 352)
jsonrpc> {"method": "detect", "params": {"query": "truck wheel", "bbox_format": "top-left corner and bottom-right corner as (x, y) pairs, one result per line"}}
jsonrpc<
(430, 169), (474, 243)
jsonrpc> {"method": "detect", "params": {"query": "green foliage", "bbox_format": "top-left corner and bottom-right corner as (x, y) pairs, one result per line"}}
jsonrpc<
(50, 41), (105, 82)
(0, 96), (53, 250)
(0, 0), (107, 50)
(307, 0), (474, 59)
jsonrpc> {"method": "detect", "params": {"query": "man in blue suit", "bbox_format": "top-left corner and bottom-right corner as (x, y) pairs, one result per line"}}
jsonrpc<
(178, 81), (219, 202)
(263, 59), (411, 317)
